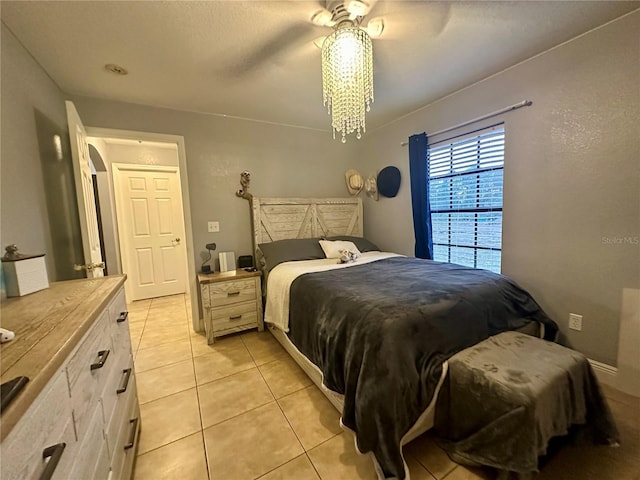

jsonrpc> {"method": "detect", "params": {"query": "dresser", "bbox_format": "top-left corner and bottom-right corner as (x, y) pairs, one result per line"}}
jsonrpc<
(198, 269), (263, 344)
(0, 276), (140, 480)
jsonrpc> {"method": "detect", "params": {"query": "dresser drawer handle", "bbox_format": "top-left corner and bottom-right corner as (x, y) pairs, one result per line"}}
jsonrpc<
(90, 349), (110, 370)
(227, 291), (240, 297)
(39, 442), (66, 480)
(117, 311), (129, 323)
(117, 368), (132, 394)
(229, 314), (242, 321)
(124, 417), (139, 450)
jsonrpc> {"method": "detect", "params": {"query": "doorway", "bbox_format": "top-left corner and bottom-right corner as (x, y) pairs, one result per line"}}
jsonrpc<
(86, 128), (200, 332)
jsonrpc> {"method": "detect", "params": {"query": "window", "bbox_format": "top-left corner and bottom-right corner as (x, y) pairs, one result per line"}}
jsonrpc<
(428, 125), (504, 273)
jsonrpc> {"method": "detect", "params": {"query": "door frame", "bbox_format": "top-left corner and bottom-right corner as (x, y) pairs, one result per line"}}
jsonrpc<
(85, 127), (200, 333)
(112, 163), (189, 302)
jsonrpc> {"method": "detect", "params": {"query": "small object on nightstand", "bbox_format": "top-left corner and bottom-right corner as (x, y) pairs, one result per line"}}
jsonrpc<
(238, 254), (254, 269)
(202, 242), (216, 273)
(218, 251), (236, 273)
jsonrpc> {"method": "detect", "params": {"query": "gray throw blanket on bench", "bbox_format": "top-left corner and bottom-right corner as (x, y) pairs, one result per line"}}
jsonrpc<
(434, 332), (620, 477)
(287, 257), (558, 479)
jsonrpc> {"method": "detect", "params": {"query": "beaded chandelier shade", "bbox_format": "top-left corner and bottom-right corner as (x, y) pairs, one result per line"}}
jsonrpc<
(321, 22), (373, 143)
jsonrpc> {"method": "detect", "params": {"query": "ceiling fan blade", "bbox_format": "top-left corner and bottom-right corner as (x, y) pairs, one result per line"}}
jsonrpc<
(225, 23), (319, 77)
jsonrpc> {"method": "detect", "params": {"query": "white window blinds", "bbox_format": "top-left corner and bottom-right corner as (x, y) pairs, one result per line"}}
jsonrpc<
(428, 125), (505, 273)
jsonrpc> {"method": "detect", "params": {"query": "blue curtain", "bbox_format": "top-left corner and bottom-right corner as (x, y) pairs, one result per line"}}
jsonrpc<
(408, 133), (433, 259)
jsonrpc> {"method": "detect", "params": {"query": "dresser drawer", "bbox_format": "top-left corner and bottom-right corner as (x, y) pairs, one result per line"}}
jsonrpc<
(104, 361), (136, 460)
(108, 287), (131, 360)
(210, 301), (258, 333)
(102, 352), (134, 439)
(110, 390), (140, 480)
(69, 403), (108, 480)
(66, 309), (114, 440)
(0, 371), (76, 480)
(207, 278), (256, 307)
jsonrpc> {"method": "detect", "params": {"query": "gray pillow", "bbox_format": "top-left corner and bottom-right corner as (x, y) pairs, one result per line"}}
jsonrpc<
(257, 238), (325, 272)
(325, 235), (380, 252)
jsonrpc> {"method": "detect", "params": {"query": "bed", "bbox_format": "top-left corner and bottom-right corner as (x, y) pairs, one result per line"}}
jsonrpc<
(250, 197), (617, 480)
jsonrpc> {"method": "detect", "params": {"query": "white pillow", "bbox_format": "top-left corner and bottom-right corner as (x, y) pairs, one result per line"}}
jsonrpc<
(319, 240), (362, 259)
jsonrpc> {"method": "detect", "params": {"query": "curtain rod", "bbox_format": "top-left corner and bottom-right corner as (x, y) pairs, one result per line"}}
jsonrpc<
(400, 100), (532, 146)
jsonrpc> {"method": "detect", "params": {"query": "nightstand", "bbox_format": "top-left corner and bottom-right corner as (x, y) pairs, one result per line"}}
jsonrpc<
(198, 269), (263, 344)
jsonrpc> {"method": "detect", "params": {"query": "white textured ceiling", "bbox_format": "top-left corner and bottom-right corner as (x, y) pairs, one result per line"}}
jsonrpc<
(2, 1), (638, 132)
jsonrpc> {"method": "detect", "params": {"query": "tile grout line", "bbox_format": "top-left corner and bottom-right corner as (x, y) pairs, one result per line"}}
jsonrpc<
(304, 451), (324, 480)
(130, 295), (211, 479)
(240, 333), (321, 479)
(253, 357), (309, 465)
(185, 295), (212, 480)
(243, 332), (340, 478)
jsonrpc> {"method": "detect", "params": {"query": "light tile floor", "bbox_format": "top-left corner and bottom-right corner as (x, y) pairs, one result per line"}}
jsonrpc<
(129, 294), (639, 480)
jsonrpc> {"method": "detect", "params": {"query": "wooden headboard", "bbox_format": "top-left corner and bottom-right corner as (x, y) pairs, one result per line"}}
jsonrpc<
(251, 197), (363, 253)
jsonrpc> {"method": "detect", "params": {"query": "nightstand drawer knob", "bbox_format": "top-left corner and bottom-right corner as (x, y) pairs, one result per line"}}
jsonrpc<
(229, 314), (243, 321)
(227, 291), (240, 297)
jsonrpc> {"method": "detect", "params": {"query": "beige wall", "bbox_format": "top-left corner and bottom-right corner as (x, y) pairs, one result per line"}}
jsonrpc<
(0, 24), (84, 284)
(355, 11), (640, 366)
(70, 95), (358, 273)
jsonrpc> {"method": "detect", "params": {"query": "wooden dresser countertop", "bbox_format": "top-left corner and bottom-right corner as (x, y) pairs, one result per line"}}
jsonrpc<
(0, 275), (126, 441)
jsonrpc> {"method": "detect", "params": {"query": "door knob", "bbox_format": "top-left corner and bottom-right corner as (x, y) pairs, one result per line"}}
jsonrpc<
(171, 238), (181, 246)
(73, 262), (106, 272)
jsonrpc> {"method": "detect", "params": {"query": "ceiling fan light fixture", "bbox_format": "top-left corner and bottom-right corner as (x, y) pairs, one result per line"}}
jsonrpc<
(311, 9), (334, 26)
(344, 0), (371, 17)
(365, 17), (385, 38)
(321, 23), (373, 143)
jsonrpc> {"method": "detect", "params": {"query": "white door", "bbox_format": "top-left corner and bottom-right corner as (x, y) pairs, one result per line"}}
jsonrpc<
(113, 164), (187, 300)
(65, 101), (105, 278)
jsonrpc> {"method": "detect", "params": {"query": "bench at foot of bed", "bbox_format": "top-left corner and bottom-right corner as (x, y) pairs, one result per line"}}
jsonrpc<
(434, 331), (619, 477)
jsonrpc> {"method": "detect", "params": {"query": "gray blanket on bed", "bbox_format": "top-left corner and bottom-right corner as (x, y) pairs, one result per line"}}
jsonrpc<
(287, 257), (558, 479)
(434, 332), (619, 476)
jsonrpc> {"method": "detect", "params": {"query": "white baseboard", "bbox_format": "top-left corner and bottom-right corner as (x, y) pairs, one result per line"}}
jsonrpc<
(589, 358), (618, 383)
(589, 358), (640, 397)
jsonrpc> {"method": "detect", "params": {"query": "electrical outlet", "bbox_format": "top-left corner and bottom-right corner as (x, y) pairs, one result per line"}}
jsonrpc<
(207, 221), (220, 233)
(569, 313), (583, 331)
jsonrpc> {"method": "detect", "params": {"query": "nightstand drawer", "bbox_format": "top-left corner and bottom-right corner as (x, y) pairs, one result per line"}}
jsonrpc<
(207, 278), (256, 307)
(210, 301), (258, 332)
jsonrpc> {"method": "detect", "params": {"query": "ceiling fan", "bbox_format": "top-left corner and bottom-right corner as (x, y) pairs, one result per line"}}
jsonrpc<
(310, 0), (385, 40)
(225, 0), (385, 77)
